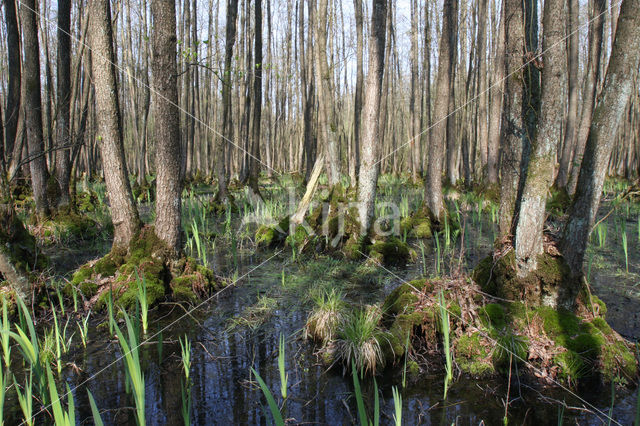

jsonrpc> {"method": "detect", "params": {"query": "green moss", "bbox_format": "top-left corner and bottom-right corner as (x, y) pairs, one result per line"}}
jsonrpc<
(472, 251), (575, 308)
(480, 303), (506, 330)
(601, 341), (637, 381)
(554, 350), (587, 381)
(455, 333), (495, 377)
(383, 283), (419, 316)
(386, 312), (423, 358)
(368, 237), (415, 266)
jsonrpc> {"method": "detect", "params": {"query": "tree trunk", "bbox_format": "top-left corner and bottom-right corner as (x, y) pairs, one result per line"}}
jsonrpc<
(357, 0), (387, 236)
(21, 0), (50, 218)
(555, 0), (579, 189)
(352, 0), (364, 186)
(487, 1), (505, 184)
(152, 0), (183, 256)
(314, 0), (340, 186)
(425, 0), (457, 221)
(90, 0), (140, 250)
(567, 0), (606, 195)
(216, 0), (239, 201)
(3, 0), (21, 168)
(497, 0), (526, 236)
(514, 0), (567, 275)
(409, 0), (422, 182)
(55, 0), (72, 209)
(561, 0), (640, 277)
(249, 0), (263, 193)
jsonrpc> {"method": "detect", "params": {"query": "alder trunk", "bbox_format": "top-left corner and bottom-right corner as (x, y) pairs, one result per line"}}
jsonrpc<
(90, 0), (140, 249)
(561, 0), (640, 277)
(152, 0), (183, 256)
(357, 0), (387, 236)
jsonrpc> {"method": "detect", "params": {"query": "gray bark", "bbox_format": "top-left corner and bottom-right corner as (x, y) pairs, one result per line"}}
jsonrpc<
(561, 0), (640, 277)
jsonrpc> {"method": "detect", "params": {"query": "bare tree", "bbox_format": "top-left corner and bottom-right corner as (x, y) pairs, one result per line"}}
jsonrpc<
(90, 0), (141, 249)
(497, 0), (526, 236)
(561, 0), (640, 277)
(3, 0), (21, 170)
(514, 0), (567, 275)
(357, 0), (387, 235)
(314, 0), (340, 186)
(55, 0), (73, 208)
(21, 0), (50, 218)
(152, 0), (183, 256)
(425, 0), (457, 221)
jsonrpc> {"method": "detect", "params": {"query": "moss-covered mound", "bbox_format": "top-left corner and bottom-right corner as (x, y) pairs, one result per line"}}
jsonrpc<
(399, 202), (460, 241)
(0, 205), (47, 274)
(254, 183), (416, 265)
(31, 211), (101, 245)
(67, 226), (220, 311)
(75, 188), (100, 213)
(472, 248), (579, 309)
(378, 275), (637, 385)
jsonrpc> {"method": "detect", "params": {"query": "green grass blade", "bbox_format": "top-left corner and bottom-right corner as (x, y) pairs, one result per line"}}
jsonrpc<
(87, 389), (105, 426)
(352, 362), (368, 426)
(251, 367), (284, 426)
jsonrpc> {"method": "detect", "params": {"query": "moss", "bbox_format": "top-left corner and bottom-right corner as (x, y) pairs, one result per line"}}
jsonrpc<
(479, 303), (506, 330)
(382, 283), (419, 316)
(343, 236), (364, 260)
(554, 350), (586, 382)
(601, 341), (637, 381)
(368, 237), (415, 266)
(385, 312), (424, 359)
(455, 333), (495, 377)
(39, 212), (99, 244)
(406, 360), (421, 380)
(78, 281), (98, 298)
(472, 250), (575, 308)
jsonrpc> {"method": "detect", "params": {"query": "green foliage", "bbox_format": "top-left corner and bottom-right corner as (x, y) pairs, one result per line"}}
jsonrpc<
(46, 365), (75, 426)
(251, 367), (285, 426)
(439, 291), (453, 398)
(278, 333), (288, 399)
(87, 390), (105, 426)
(336, 306), (384, 376)
(113, 309), (145, 426)
(305, 289), (344, 344)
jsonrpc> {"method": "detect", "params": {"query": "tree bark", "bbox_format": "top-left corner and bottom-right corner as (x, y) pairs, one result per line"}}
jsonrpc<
(409, 0), (422, 182)
(352, 0), (364, 186)
(425, 0), (457, 221)
(514, 0), (567, 275)
(3, 0), (21, 169)
(561, 0), (640, 277)
(487, 1), (505, 185)
(314, 0), (340, 186)
(55, 0), (73, 208)
(567, 0), (606, 195)
(21, 0), (50, 218)
(498, 0), (526, 236)
(248, 0), (263, 193)
(216, 0), (239, 201)
(152, 0), (183, 256)
(90, 0), (140, 250)
(555, 0), (579, 189)
(357, 0), (387, 236)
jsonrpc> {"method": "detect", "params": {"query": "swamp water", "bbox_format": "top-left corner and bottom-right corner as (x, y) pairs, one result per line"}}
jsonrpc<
(8, 189), (640, 425)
